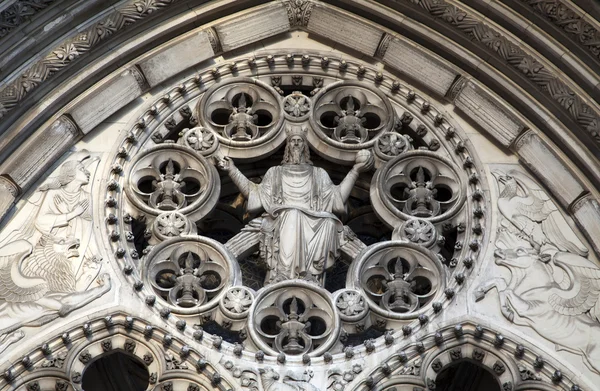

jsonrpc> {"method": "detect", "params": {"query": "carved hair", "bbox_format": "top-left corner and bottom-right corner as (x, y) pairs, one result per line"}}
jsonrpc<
(281, 134), (312, 165)
(39, 155), (90, 191)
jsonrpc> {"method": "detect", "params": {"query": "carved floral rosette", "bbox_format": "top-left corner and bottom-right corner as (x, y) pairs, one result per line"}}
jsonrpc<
(347, 241), (446, 320)
(247, 281), (340, 357)
(142, 236), (241, 315)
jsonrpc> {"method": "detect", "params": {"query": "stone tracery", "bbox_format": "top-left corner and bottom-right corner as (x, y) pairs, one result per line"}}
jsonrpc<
(100, 56), (486, 365)
(0, 0), (599, 387)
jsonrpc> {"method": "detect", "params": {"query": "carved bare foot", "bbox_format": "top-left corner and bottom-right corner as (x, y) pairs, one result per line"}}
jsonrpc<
(474, 287), (487, 302)
(501, 305), (515, 322)
(0, 330), (25, 354)
(1, 330), (25, 344)
(97, 273), (112, 289)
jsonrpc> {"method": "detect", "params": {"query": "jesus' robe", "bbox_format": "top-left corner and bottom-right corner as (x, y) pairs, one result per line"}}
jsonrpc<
(246, 164), (345, 283)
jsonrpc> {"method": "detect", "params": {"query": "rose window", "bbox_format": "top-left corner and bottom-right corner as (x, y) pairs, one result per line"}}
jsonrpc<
(107, 65), (483, 363)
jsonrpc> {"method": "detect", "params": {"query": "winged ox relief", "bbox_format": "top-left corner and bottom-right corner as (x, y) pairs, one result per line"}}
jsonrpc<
(0, 151), (111, 355)
(476, 168), (600, 373)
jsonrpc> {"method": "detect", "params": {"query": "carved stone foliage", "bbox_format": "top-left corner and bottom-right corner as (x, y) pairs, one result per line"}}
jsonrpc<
(348, 242), (445, 319)
(477, 166), (600, 374)
(0, 0), (176, 120)
(143, 236), (241, 314)
(0, 0), (56, 38)
(408, 0), (600, 146)
(520, 0), (600, 62)
(248, 282), (339, 356)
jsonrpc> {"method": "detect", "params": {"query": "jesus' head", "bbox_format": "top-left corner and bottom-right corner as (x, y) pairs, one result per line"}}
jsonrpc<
(282, 133), (312, 165)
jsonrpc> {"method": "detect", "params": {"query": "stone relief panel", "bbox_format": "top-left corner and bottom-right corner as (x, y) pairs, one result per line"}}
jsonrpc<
(476, 165), (600, 374)
(0, 151), (111, 355)
(0, 49), (596, 391)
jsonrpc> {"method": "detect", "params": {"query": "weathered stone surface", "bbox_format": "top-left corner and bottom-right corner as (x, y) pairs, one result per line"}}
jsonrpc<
(0, 115), (80, 189)
(307, 5), (383, 57)
(0, 176), (18, 223)
(513, 131), (586, 209)
(138, 31), (214, 87)
(454, 81), (526, 147)
(383, 37), (458, 97)
(214, 3), (290, 52)
(68, 67), (147, 134)
(572, 195), (600, 256)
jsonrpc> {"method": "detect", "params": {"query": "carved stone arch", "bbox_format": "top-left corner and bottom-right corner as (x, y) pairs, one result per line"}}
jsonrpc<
(348, 321), (586, 391)
(0, 313), (236, 391)
(1, 1), (600, 391)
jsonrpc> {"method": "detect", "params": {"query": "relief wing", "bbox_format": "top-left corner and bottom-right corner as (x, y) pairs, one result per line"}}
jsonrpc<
(548, 253), (600, 319)
(0, 240), (48, 303)
(541, 211), (589, 256)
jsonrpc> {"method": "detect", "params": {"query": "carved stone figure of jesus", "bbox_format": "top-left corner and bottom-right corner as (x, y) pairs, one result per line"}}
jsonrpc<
(217, 128), (373, 284)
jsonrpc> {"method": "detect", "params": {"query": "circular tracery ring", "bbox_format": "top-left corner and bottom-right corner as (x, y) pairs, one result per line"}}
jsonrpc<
(196, 78), (285, 160)
(308, 80), (395, 163)
(142, 236), (241, 315)
(124, 144), (220, 221)
(347, 241), (446, 320)
(247, 281), (340, 357)
(371, 150), (467, 226)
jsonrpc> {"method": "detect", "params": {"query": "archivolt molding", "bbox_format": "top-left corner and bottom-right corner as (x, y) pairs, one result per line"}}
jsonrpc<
(0, 316), (589, 390)
(0, 0), (600, 193)
(0, 313), (235, 391)
(348, 321), (587, 391)
(401, 0), (600, 149)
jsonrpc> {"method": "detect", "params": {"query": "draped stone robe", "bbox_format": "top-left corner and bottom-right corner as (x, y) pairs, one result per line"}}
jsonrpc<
(247, 163), (345, 283)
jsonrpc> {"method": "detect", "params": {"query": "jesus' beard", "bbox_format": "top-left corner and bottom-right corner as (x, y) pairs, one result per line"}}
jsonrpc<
(290, 149), (304, 164)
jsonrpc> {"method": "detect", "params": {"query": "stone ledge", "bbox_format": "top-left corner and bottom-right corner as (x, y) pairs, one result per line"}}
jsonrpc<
(307, 4), (383, 57)
(214, 2), (290, 52)
(0, 175), (19, 223)
(512, 131), (586, 209)
(571, 194), (600, 256)
(137, 31), (214, 87)
(383, 36), (459, 97)
(68, 67), (148, 134)
(453, 80), (527, 147)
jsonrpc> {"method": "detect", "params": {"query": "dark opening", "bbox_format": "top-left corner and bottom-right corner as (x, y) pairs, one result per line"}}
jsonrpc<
(81, 351), (149, 391)
(435, 361), (501, 391)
